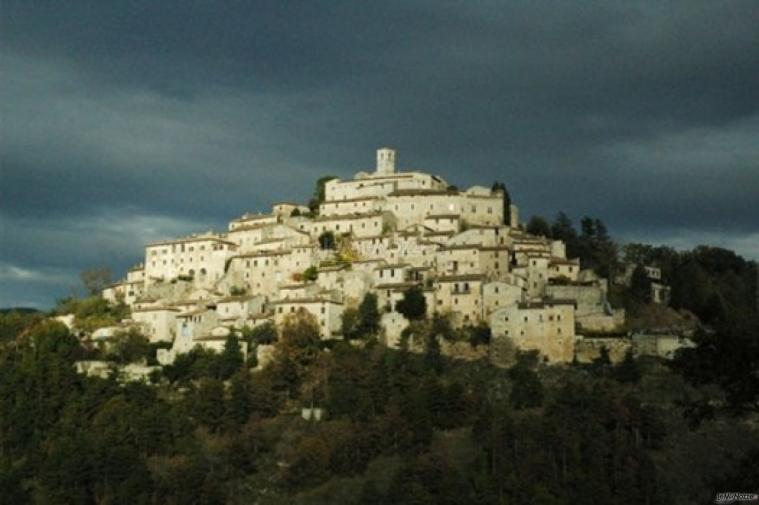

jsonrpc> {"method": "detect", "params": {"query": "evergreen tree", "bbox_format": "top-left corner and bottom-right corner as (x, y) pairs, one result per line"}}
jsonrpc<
(226, 369), (252, 429)
(218, 333), (244, 380)
(194, 378), (225, 432)
(492, 181), (512, 225)
(357, 292), (381, 336)
(615, 349), (641, 383)
(527, 215), (552, 237)
(397, 286), (427, 320)
(318, 231), (336, 250)
(308, 175), (338, 214)
(630, 264), (651, 302)
(551, 212), (577, 243)
(508, 353), (544, 409)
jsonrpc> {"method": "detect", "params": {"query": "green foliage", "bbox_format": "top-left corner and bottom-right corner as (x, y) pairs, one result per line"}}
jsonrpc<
(429, 313), (455, 342)
(630, 264), (652, 302)
(466, 323), (491, 347)
(193, 378), (225, 432)
(56, 295), (129, 333)
(218, 333), (245, 380)
(508, 352), (544, 409)
(396, 286), (427, 320)
(531, 212), (618, 278)
(615, 349), (642, 383)
(526, 215), (552, 237)
(162, 347), (223, 383)
(318, 231), (336, 250)
(0, 309), (43, 343)
(243, 321), (278, 345)
(109, 327), (152, 364)
(2, 253), (758, 504)
(357, 292), (381, 336)
(80, 267), (112, 296)
(229, 285), (248, 296)
(341, 307), (360, 340)
(671, 314), (759, 411)
(492, 181), (511, 225)
(308, 175), (338, 214)
(302, 265), (319, 281)
(343, 293), (382, 340)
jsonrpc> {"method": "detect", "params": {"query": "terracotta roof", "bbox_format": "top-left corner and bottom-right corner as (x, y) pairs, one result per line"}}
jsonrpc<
(269, 297), (342, 305)
(147, 235), (236, 247)
(333, 173), (416, 183)
(440, 244), (481, 251)
(425, 213), (460, 220)
(321, 196), (381, 204)
(312, 211), (383, 222)
(388, 189), (458, 197)
(131, 306), (180, 313)
(375, 282), (419, 289)
(318, 264), (349, 272)
(178, 308), (214, 317)
(230, 213), (277, 223)
(517, 299), (576, 309)
(215, 295), (257, 303)
(374, 263), (410, 270)
(234, 249), (291, 258)
(436, 273), (487, 282)
(549, 257), (580, 265)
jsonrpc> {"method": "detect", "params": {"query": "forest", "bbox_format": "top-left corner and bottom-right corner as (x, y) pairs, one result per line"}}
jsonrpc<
(1, 213), (757, 504)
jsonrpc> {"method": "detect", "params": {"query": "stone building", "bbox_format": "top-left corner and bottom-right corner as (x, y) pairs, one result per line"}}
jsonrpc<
(101, 147), (625, 366)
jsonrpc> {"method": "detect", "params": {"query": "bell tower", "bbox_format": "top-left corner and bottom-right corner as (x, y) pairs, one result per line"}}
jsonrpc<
(376, 147), (396, 175)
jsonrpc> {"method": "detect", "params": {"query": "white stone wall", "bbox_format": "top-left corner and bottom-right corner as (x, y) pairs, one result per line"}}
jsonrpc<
(271, 299), (344, 338)
(490, 302), (575, 363)
(131, 307), (179, 343)
(433, 275), (485, 325)
(144, 236), (236, 286)
(483, 281), (523, 315)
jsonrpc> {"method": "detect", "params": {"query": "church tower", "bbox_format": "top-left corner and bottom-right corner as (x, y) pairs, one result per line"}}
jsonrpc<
(376, 147), (396, 175)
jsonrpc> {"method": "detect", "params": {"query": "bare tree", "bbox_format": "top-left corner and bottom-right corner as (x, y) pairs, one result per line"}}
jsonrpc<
(80, 267), (112, 296)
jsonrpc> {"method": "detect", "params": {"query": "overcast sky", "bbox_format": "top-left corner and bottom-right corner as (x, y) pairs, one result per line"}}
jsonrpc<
(1, 1), (758, 309)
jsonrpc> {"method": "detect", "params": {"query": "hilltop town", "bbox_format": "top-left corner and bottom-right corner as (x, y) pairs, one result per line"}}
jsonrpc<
(92, 148), (688, 370)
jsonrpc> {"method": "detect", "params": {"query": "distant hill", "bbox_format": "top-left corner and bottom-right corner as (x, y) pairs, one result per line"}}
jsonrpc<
(0, 307), (43, 315)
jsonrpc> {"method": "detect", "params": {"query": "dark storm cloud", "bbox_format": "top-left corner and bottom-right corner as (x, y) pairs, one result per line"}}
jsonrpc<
(1, 0), (758, 307)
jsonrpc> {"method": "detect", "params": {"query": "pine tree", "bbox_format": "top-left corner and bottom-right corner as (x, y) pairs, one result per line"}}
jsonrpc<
(358, 292), (381, 336)
(218, 333), (244, 380)
(226, 369), (252, 429)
